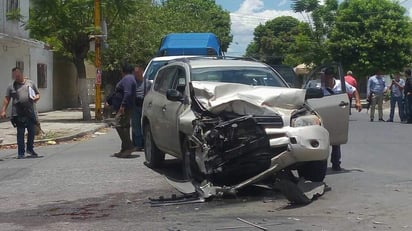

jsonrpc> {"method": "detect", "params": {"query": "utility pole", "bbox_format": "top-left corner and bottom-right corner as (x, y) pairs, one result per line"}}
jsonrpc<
(94, 0), (102, 120)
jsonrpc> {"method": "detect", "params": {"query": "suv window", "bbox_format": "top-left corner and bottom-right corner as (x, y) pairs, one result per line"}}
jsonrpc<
(145, 60), (168, 80)
(153, 66), (177, 93)
(171, 67), (187, 94)
(191, 67), (288, 87)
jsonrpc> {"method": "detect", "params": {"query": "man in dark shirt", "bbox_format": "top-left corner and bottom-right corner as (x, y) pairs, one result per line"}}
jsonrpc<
(131, 64), (152, 150)
(106, 63), (137, 157)
(404, 69), (412, 123)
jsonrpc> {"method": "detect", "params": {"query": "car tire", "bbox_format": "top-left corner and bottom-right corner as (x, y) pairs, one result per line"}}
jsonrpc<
(182, 137), (203, 182)
(297, 160), (327, 182)
(144, 123), (165, 168)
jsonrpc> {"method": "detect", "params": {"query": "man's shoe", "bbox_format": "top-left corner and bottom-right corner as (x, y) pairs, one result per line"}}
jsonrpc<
(332, 164), (342, 171)
(26, 150), (39, 158)
(17, 156), (25, 159)
(112, 148), (134, 158)
(386, 119), (393, 122)
(378, 118), (385, 122)
(135, 146), (144, 151)
(370, 118), (374, 122)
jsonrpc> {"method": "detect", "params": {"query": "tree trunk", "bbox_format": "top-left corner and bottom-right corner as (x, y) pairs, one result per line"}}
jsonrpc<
(73, 57), (92, 120)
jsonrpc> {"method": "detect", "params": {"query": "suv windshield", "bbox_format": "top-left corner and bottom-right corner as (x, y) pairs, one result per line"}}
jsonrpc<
(191, 67), (288, 87)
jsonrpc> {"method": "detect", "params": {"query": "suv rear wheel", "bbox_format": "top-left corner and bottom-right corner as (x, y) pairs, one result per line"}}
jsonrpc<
(144, 123), (165, 168)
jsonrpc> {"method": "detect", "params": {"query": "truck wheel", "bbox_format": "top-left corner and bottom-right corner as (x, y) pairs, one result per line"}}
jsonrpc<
(297, 160), (327, 182)
(144, 123), (165, 168)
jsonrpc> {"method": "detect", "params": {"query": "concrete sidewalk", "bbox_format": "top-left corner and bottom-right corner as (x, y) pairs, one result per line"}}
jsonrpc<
(0, 109), (108, 147)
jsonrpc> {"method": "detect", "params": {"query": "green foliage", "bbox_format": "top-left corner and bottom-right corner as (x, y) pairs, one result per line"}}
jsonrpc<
(328, 0), (412, 77)
(102, 0), (232, 70)
(29, 0), (96, 61)
(29, 0), (232, 72)
(245, 16), (312, 66)
(6, 8), (24, 22)
(160, 0), (232, 52)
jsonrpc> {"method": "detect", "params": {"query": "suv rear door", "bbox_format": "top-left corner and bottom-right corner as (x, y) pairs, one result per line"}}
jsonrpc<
(304, 64), (350, 145)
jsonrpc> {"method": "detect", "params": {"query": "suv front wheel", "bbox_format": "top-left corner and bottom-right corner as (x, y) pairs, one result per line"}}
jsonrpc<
(297, 160), (327, 182)
(144, 123), (165, 168)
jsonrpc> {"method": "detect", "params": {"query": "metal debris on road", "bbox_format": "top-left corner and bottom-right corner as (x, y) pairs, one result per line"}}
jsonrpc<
(236, 217), (268, 231)
(149, 193), (205, 207)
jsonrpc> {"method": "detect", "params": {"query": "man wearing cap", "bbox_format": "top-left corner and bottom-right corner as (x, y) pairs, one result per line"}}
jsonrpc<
(344, 71), (358, 115)
(321, 67), (362, 171)
(367, 70), (387, 122)
(387, 72), (405, 122)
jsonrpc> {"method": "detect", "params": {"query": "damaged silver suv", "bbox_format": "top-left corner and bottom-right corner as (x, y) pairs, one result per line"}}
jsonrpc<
(142, 58), (350, 204)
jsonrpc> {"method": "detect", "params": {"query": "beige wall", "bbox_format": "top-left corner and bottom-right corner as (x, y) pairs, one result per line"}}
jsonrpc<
(52, 58), (97, 109)
(53, 57), (79, 109)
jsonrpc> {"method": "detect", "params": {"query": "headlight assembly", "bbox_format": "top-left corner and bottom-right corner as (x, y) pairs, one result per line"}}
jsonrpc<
(291, 115), (321, 127)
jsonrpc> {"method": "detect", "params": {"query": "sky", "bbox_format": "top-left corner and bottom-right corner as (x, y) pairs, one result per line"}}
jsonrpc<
(215, 0), (412, 56)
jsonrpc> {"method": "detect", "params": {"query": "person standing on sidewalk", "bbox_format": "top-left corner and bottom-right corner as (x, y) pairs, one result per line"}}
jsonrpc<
(106, 63), (137, 158)
(344, 71), (358, 115)
(404, 69), (412, 123)
(1, 67), (40, 159)
(387, 72), (405, 122)
(367, 69), (387, 122)
(131, 64), (151, 151)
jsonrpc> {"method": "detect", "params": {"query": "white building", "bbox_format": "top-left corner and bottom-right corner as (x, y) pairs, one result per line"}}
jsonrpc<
(0, 0), (53, 112)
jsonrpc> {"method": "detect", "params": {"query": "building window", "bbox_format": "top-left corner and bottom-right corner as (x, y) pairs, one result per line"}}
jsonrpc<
(7, 0), (19, 12)
(16, 60), (24, 73)
(37, 63), (47, 88)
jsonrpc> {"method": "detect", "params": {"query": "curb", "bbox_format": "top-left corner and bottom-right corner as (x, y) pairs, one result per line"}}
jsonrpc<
(1, 123), (108, 147)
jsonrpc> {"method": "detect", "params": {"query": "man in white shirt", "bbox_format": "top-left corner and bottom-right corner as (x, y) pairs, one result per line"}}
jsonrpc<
(321, 67), (362, 171)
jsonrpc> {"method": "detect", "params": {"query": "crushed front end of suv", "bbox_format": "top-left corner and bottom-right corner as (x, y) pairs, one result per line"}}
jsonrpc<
(142, 58), (349, 204)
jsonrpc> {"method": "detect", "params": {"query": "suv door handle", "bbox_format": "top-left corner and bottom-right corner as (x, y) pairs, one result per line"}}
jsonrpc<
(339, 101), (349, 107)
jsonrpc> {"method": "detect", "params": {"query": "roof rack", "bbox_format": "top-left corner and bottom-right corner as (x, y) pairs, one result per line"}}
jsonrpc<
(217, 56), (258, 61)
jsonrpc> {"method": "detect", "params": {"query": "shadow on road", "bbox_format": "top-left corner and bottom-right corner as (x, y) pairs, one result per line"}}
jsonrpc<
(326, 167), (364, 176)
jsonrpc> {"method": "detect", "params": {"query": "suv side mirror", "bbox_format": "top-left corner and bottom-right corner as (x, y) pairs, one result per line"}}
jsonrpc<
(166, 89), (184, 102)
(305, 88), (324, 99)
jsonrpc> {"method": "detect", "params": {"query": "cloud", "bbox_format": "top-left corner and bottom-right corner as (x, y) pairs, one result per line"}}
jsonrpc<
(227, 0), (303, 55)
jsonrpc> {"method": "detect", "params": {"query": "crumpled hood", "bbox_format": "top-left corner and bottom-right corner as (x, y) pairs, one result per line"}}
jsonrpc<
(192, 81), (306, 116)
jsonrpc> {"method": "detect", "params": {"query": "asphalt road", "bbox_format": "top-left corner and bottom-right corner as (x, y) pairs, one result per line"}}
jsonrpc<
(1, 110), (412, 231)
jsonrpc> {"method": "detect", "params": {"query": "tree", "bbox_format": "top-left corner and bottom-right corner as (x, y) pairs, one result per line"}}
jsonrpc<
(292, 0), (339, 64)
(245, 16), (312, 66)
(29, 0), (136, 120)
(102, 0), (233, 69)
(328, 0), (412, 78)
(102, 0), (159, 70)
(160, 0), (232, 52)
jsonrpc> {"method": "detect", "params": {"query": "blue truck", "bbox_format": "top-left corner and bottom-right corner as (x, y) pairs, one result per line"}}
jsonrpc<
(156, 33), (222, 57)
